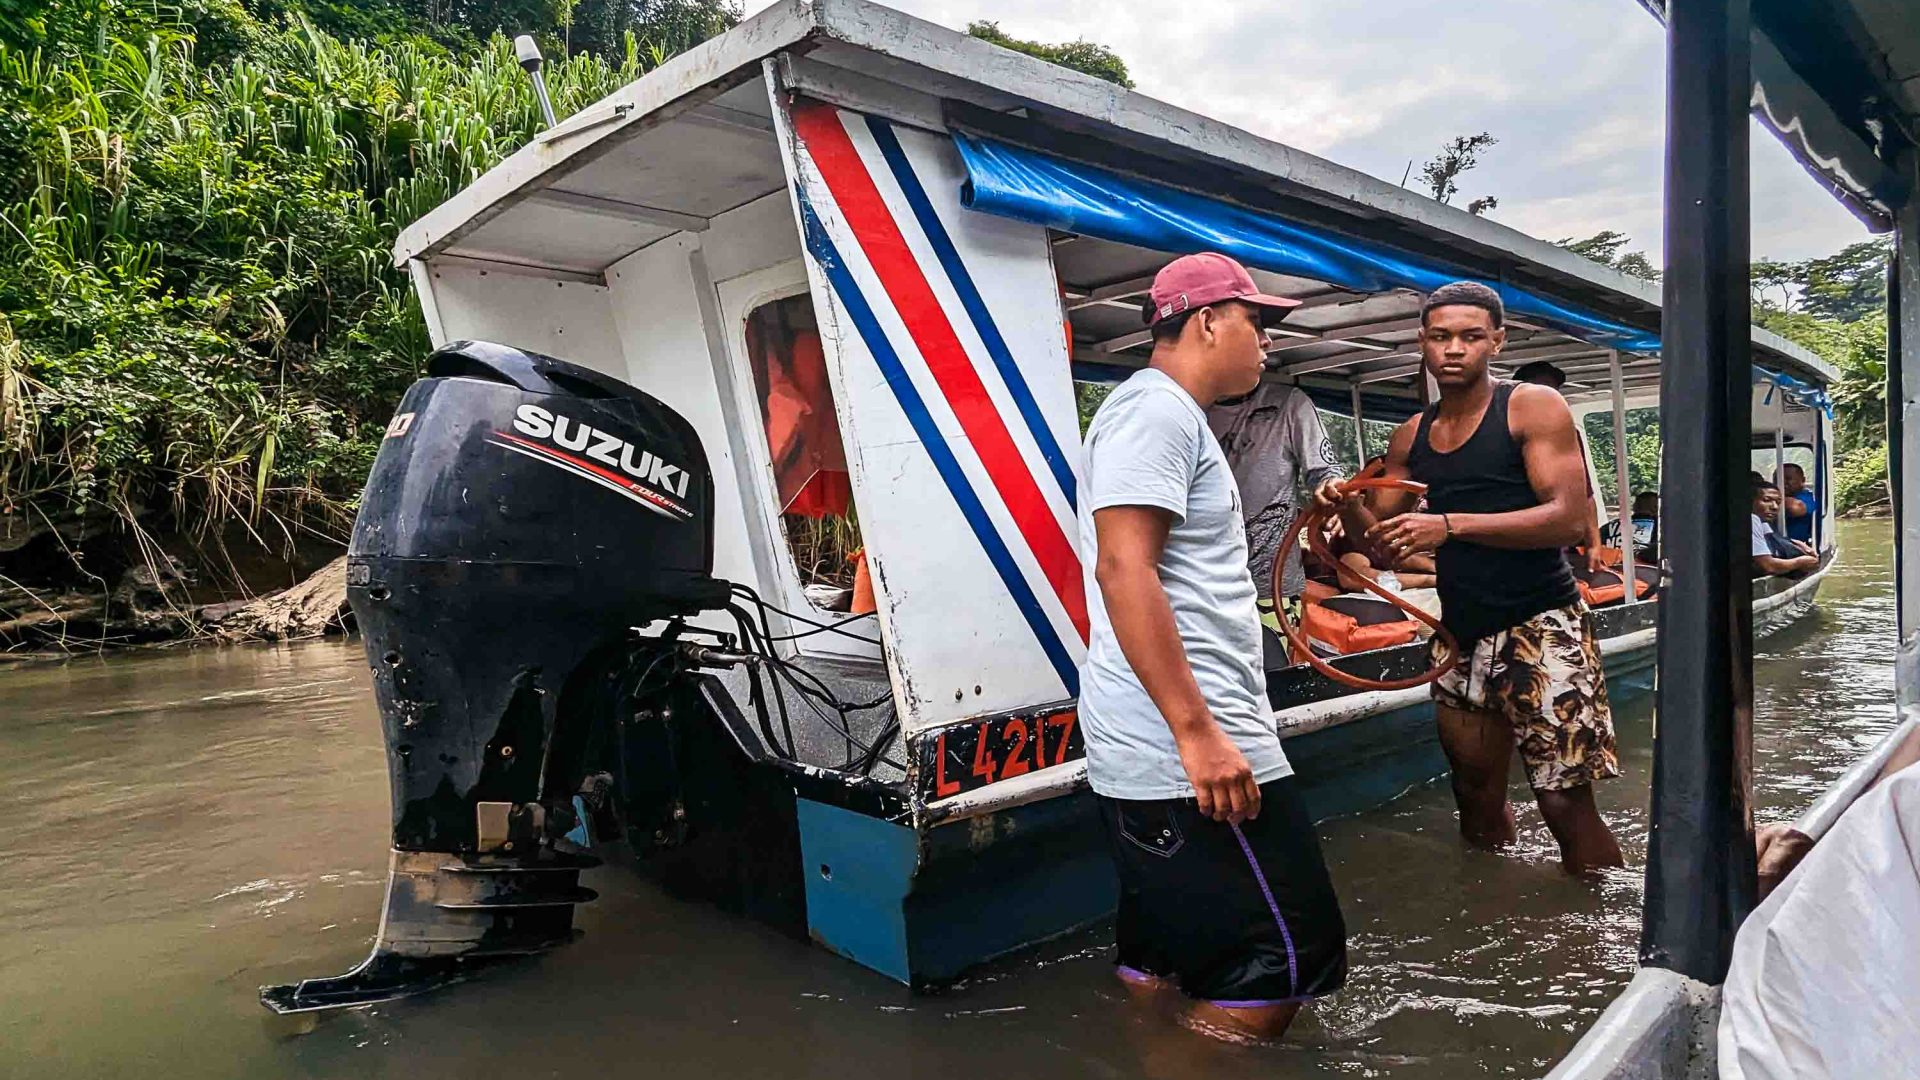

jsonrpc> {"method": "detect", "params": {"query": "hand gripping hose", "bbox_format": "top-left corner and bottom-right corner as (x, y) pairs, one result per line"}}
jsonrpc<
(1271, 466), (1460, 691)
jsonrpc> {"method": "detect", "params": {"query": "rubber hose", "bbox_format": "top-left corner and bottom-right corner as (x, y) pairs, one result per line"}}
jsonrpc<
(1270, 466), (1460, 691)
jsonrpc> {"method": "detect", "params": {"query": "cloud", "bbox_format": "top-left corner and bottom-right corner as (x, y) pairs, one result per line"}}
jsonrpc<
(742, 0), (1871, 262)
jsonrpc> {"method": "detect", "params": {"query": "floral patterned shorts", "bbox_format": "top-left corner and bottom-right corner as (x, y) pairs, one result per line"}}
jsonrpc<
(1431, 603), (1621, 791)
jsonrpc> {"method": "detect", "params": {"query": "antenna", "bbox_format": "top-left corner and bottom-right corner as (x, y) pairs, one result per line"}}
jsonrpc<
(514, 35), (557, 129)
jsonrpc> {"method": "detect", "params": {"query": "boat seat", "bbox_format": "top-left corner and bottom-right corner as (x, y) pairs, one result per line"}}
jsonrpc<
(1572, 553), (1661, 607)
(1293, 594), (1425, 661)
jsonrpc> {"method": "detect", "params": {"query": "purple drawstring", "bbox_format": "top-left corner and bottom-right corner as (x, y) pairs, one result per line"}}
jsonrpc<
(1229, 821), (1299, 999)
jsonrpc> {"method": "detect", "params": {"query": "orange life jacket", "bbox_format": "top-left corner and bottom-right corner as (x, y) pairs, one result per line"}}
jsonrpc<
(1293, 594), (1423, 662)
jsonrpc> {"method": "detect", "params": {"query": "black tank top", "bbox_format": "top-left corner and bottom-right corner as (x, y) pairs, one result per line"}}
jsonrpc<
(1407, 381), (1578, 644)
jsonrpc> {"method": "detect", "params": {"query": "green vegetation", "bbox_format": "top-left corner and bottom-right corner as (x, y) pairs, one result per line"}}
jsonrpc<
(1750, 239), (1892, 514)
(1555, 230), (1891, 517)
(1555, 229), (1658, 282)
(1582, 407), (1662, 507)
(965, 21), (1132, 88)
(0, 1), (1136, 610)
(0, 0), (726, 582)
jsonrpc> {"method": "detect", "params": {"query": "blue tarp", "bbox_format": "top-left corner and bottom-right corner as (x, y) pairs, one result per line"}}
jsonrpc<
(951, 131), (1665, 353)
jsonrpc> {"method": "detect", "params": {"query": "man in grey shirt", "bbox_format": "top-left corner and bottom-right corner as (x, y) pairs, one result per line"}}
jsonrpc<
(1208, 382), (1344, 603)
(1079, 253), (1346, 1042)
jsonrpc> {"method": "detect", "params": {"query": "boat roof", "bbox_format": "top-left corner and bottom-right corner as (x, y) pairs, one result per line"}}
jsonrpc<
(1638, 0), (1918, 231)
(394, 0), (1834, 393)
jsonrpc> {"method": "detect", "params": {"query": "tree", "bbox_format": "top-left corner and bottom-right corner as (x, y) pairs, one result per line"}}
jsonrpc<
(1417, 132), (1497, 208)
(966, 21), (1133, 88)
(1749, 258), (1800, 311)
(558, 0), (735, 59)
(1555, 230), (1659, 282)
(1798, 238), (1890, 322)
(1614, 251), (1659, 281)
(1582, 409), (1662, 507)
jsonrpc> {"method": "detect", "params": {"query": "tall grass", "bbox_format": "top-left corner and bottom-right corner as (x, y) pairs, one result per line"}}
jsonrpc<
(0, 4), (683, 568)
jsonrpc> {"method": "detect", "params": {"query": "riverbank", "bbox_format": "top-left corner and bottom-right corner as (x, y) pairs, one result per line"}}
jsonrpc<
(0, 528), (350, 661)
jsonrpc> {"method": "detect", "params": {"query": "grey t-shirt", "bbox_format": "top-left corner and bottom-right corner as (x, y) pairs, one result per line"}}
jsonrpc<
(1077, 368), (1291, 800)
(1207, 382), (1343, 601)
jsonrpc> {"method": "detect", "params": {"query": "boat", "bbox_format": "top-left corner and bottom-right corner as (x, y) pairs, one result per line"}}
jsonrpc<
(260, 0), (1841, 1012)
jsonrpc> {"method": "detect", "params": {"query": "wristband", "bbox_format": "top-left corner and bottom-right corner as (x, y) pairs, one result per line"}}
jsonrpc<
(1442, 512), (1453, 539)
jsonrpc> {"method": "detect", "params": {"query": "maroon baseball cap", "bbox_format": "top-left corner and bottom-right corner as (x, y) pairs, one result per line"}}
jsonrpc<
(1145, 252), (1302, 326)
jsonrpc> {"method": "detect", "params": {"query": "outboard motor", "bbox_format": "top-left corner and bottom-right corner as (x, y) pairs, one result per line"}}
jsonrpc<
(262, 341), (729, 1012)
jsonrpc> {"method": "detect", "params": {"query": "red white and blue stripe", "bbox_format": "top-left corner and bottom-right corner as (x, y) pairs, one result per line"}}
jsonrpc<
(788, 102), (1086, 693)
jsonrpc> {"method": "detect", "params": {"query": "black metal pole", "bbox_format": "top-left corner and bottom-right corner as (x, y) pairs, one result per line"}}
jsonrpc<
(1641, 0), (1758, 983)
(1893, 151), (1920, 699)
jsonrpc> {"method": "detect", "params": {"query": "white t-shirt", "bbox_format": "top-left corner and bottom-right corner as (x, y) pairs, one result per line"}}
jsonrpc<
(1076, 368), (1290, 800)
(1719, 760), (1920, 1080)
(1751, 514), (1777, 557)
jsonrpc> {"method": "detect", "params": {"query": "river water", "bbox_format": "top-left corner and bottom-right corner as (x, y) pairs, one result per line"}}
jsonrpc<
(0, 518), (1899, 1078)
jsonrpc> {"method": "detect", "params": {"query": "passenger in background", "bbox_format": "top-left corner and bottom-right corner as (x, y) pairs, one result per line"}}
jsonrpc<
(1599, 491), (1660, 562)
(1304, 457), (1438, 600)
(1513, 361), (1607, 571)
(1751, 480), (1818, 577)
(1780, 462), (1819, 546)
(1208, 373), (1344, 625)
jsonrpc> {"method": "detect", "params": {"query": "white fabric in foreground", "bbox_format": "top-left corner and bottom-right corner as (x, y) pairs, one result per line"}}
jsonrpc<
(1719, 761), (1920, 1080)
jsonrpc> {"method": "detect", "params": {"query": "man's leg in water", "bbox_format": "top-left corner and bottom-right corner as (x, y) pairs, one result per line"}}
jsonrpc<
(1187, 1001), (1302, 1040)
(1436, 703), (1519, 847)
(1509, 605), (1624, 873)
(1534, 783), (1624, 873)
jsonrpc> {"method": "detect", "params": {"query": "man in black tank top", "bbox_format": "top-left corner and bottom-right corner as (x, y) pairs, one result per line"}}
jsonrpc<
(1314, 282), (1624, 874)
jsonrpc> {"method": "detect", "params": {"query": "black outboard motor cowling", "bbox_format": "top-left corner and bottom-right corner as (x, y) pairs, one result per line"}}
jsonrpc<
(262, 341), (728, 1013)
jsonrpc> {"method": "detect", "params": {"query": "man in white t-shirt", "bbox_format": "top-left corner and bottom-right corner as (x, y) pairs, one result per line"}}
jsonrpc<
(1079, 252), (1346, 1041)
(1750, 480), (1817, 577)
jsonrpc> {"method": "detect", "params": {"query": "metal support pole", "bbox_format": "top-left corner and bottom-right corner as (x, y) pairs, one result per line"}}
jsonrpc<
(1892, 154), (1920, 717)
(1610, 351), (1638, 603)
(1641, 0), (1757, 983)
(1773, 416), (1787, 535)
(1349, 383), (1367, 468)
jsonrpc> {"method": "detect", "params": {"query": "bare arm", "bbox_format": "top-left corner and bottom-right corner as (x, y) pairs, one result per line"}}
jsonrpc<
(1753, 553), (1818, 576)
(1443, 384), (1591, 549)
(1324, 417), (1421, 542)
(1785, 493), (1811, 519)
(1092, 505), (1261, 823)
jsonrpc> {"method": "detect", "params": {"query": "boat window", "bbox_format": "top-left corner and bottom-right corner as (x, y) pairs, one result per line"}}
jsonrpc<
(1320, 411), (1399, 475)
(742, 293), (867, 612)
(1074, 381), (1115, 435)
(1583, 408), (1662, 506)
(1750, 445), (1817, 481)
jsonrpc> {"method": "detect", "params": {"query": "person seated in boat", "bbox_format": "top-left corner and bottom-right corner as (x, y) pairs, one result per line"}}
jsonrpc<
(1751, 480), (1818, 578)
(1316, 281), (1626, 875)
(1514, 360), (1609, 574)
(1301, 511), (1438, 603)
(1600, 491), (1660, 562)
(1779, 462), (1819, 547)
(1207, 359), (1344, 627)
(1079, 252), (1346, 1041)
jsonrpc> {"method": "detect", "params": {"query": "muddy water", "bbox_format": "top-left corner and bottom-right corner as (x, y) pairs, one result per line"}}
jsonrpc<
(0, 518), (1899, 1078)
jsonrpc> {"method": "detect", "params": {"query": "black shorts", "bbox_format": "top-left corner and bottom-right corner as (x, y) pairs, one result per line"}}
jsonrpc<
(1097, 775), (1347, 1006)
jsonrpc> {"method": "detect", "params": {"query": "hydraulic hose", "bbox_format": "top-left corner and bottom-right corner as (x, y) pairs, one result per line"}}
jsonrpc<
(1271, 466), (1460, 691)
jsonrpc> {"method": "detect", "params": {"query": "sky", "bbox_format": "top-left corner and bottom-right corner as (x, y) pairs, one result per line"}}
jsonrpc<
(742, 0), (1872, 264)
